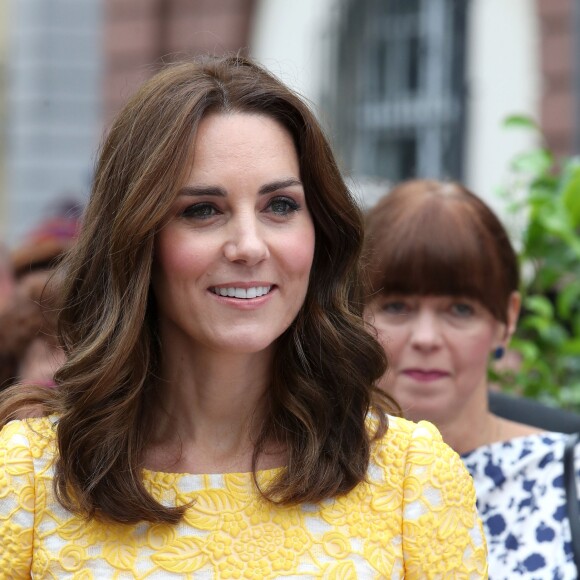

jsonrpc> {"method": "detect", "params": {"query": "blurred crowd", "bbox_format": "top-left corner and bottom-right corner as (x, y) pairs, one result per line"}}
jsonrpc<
(0, 201), (81, 390)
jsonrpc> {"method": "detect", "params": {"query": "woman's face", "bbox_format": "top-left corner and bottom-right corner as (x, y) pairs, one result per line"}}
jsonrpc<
(152, 112), (315, 357)
(366, 294), (517, 425)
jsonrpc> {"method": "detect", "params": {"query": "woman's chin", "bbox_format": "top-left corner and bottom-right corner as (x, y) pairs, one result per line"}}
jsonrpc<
(397, 397), (454, 426)
(205, 335), (279, 356)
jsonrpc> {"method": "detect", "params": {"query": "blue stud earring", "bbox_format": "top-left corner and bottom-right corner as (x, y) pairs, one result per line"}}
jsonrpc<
(493, 347), (505, 360)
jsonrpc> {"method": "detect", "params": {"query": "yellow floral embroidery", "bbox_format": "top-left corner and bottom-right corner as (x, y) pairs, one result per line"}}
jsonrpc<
(0, 416), (487, 579)
(0, 521), (32, 576)
(59, 544), (88, 572)
(146, 523), (177, 550)
(322, 531), (351, 559)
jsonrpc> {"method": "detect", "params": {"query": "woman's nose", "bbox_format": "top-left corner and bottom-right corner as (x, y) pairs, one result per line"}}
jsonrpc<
(223, 217), (270, 266)
(410, 310), (443, 351)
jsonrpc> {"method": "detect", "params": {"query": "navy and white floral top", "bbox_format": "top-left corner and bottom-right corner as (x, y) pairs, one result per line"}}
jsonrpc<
(462, 433), (579, 580)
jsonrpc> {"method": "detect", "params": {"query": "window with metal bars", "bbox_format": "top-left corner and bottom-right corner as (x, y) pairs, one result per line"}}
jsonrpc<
(330, 0), (468, 183)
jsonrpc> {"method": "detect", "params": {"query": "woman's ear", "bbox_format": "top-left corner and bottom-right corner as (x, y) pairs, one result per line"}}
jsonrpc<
(363, 298), (380, 324)
(504, 291), (521, 342)
(491, 291), (521, 362)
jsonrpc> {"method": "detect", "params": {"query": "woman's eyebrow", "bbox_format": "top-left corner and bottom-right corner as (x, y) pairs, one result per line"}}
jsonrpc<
(259, 178), (303, 195)
(178, 185), (226, 197)
(178, 178), (303, 198)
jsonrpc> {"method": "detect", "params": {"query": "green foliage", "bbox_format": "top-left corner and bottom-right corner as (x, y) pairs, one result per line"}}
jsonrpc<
(498, 115), (580, 409)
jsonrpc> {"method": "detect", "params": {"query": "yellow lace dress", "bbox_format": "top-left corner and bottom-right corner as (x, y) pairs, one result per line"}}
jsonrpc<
(0, 415), (487, 579)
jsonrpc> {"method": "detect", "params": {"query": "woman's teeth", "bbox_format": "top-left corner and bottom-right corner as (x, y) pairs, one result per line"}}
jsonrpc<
(212, 286), (272, 299)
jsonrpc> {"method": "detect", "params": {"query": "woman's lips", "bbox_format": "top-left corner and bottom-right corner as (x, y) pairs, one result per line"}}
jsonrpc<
(402, 369), (450, 382)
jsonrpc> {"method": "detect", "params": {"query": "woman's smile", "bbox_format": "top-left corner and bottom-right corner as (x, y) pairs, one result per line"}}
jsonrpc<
(208, 282), (277, 309)
(209, 284), (273, 299)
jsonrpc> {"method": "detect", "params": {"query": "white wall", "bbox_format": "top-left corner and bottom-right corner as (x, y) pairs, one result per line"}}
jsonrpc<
(250, 0), (336, 107)
(465, 0), (540, 214)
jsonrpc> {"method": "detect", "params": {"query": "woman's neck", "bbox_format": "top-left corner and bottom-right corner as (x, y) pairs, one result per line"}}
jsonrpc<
(440, 406), (544, 456)
(146, 346), (280, 474)
(438, 411), (493, 456)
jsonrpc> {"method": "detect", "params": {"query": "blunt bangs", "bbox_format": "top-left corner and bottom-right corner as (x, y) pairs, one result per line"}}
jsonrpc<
(364, 180), (519, 323)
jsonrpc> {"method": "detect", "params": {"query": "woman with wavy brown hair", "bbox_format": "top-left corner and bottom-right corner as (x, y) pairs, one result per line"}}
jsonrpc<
(0, 56), (486, 577)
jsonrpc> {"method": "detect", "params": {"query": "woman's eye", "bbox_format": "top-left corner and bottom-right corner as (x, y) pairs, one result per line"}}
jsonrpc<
(450, 302), (474, 317)
(381, 301), (409, 315)
(267, 196), (300, 216)
(181, 203), (218, 219)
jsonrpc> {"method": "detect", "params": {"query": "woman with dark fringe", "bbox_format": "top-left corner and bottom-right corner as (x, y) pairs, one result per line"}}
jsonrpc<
(364, 179), (575, 579)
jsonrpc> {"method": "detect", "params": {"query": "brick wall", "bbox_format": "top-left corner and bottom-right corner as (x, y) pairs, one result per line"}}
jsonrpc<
(538, 0), (575, 158)
(104, 0), (256, 125)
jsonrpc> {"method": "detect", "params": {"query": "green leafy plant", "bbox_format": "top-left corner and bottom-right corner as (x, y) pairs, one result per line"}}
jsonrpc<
(496, 115), (580, 410)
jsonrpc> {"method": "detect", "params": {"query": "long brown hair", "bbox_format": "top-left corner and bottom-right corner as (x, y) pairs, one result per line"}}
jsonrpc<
(0, 55), (396, 524)
(364, 179), (519, 322)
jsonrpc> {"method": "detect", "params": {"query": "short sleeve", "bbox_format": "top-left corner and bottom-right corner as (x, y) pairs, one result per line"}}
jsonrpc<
(0, 420), (35, 578)
(401, 420), (488, 579)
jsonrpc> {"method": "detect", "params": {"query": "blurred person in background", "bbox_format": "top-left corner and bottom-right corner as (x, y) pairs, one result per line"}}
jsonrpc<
(0, 203), (80, 389)
(0, 244), (15, 313)
(0, 56), (486, 577)
(364, 179), (580, 580)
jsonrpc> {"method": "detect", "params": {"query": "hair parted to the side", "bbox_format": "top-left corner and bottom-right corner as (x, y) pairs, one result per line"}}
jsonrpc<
(363, 179), (519, 322)
(0, 54), (397, 524)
